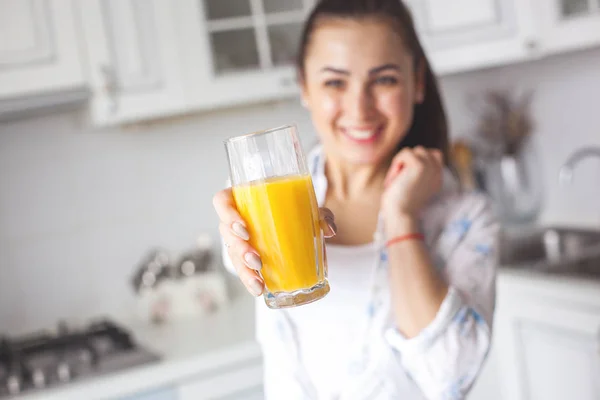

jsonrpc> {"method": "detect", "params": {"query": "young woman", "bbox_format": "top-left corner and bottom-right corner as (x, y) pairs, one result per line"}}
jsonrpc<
(213, 0), (499, 398)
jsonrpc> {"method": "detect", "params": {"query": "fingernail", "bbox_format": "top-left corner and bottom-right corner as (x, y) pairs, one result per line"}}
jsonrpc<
(244, 252), (262, 271)
(325, 217), (337, 237)
(248, 278), (263, 297)
(231, 222), (250, 240)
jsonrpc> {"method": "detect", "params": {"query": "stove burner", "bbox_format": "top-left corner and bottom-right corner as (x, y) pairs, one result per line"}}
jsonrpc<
(0, 320), (159, 397)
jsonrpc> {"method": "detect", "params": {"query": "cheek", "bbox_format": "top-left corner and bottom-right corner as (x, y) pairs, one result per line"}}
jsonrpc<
(309, 89), (341, 126)
(316, 92), (340, 120)
(379, 90), (413, 129)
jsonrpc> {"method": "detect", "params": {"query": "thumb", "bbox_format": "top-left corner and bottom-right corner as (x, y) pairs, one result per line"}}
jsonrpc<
(384, 161), (405, 188)
(319, 207), (337, 238)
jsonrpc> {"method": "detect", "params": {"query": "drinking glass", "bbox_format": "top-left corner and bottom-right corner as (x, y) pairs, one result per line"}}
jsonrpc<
(225, 125), (329, 308)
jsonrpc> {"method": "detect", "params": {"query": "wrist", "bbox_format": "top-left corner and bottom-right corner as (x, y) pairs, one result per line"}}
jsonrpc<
(383, 211), (421, 238)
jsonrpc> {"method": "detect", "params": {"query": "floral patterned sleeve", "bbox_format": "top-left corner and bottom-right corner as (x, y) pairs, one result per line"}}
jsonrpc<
(385, 192), (500, 400)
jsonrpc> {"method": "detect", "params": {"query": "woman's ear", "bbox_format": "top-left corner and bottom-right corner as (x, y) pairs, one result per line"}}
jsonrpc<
(301, 95), (309, 108)
(414, 59), (426, 104)
(299, 75), (310, 109)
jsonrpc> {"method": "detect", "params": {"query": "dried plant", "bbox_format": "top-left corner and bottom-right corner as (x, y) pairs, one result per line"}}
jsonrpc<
(468, 89), (535, 159)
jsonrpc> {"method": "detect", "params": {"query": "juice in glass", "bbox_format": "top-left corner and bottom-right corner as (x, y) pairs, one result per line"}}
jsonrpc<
(233, 174), (325, 293)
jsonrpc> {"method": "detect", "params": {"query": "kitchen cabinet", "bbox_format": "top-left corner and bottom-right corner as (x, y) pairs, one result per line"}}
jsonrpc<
(503, 306), (600, 400)
(78, 0), (187, 126)
(406, 0), (540, 75)
(538, 0), (600, 55)
(470, 271), (600, 400)
(4, 0), (600, 123)
(496, 278), (600, 400)
(177, 361), (264, 400)
(0, 0), (87, 116)
(174, 0), (315, 111)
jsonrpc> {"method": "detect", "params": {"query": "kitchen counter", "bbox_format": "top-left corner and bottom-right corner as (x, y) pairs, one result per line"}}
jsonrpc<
(12, 292), (260, 400)
(499, 266), (600, 299)
(9, 267), (598, 400)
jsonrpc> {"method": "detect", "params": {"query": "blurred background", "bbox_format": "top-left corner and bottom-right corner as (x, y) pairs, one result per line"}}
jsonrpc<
(0, 0), (599, 399)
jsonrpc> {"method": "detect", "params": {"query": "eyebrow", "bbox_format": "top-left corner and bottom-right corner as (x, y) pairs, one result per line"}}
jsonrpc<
(320, 63), (401, 75)
(369, 63), (401, 75)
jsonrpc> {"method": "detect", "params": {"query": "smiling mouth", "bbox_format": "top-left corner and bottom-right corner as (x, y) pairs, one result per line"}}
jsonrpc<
(340, 126), (383, 144)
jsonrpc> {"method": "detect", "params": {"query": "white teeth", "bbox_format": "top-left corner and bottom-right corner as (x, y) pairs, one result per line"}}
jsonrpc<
(345, 129), (376, 140)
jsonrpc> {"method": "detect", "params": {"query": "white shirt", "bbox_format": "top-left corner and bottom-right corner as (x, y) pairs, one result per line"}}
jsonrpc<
(224, 146), (499, 400)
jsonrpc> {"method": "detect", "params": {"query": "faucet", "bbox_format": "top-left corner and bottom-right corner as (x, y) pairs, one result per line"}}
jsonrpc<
(558, 146), (600, 184)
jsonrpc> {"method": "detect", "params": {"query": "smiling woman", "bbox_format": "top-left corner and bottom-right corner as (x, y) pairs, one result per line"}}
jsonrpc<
(297, 1), (448, 167)
(213, 1), (500, 399)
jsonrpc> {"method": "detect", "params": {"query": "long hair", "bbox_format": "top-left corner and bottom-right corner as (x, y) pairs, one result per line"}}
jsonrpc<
(296, 0), (449, 162)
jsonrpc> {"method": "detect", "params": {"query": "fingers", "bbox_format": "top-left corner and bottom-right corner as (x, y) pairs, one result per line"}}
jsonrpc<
(213, 189), (248, 238)
(385, 150), (406, 187)
(219, 222), (264, 296)
(397, 146), (443, 171)
(319, 207), (337, 238)
(431, 149), (444, 166)
(385, 148), (415, 187)
(385, 147), (443, 187)
(414, 146), (444, 167)
(236, 262), (264, 297)
(214, 189), (264, 296)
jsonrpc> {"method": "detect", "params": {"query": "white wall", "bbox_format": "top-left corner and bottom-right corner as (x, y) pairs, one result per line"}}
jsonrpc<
(440, 47), (600, 228)
(0, 102), (317, 334)
(1, 47), (599, 334)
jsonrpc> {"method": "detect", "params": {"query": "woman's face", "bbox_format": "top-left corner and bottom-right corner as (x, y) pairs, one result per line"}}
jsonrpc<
(301, 18), (425, 166)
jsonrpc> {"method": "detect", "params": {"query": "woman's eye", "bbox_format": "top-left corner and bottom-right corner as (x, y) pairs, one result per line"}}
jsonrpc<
(324, 79), (345, 88)
(375, 76), (398, 86)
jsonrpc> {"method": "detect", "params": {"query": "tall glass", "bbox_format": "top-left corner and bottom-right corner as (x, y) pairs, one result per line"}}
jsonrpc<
(224, 125), (329, 308)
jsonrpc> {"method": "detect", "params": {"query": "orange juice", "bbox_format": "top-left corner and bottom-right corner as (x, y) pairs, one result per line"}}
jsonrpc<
(232, 174), (326, 293)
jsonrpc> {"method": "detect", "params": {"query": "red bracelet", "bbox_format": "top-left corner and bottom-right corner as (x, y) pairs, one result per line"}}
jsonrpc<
(385, 233), (425, 247)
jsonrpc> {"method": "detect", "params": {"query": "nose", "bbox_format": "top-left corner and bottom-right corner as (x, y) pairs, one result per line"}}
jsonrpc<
(343, 84), (375, 122)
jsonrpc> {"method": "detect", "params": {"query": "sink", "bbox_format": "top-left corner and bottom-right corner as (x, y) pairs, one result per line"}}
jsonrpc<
(499, 226), (600, 278)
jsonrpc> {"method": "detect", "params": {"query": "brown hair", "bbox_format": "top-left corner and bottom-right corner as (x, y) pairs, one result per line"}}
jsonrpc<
(296, 0), (449, 161)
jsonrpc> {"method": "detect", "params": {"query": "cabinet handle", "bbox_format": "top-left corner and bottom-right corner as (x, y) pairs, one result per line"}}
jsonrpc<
(100, 65), (119, 114)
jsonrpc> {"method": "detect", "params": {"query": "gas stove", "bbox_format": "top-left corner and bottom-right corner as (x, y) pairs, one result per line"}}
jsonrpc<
(0, 320), (159, 397)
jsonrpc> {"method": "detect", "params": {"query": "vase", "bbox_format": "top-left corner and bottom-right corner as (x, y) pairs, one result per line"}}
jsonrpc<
(482, 142), (544, 224)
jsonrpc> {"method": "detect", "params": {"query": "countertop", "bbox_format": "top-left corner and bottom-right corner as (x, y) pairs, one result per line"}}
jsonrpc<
(12, 292), (260, 400)
(498, 267), (600, 303)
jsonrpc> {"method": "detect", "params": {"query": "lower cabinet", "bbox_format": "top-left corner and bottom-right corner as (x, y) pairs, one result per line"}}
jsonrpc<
(469, 272), (600, 400)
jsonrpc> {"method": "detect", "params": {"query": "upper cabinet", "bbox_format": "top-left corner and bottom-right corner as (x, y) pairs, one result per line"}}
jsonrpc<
(0, 0), (87, 116)
(79, 0), (187, 126)
(174, 0), (314, 110)
(538, 0), (600, 55)
(1, 0), (600, 124)
(407, 0), (540, 75)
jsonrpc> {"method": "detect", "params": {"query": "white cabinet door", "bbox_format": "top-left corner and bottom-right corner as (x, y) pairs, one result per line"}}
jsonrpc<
(0, 0), (85, 98)
(178, 362), (264, 400)
(175, 0), (311, 111)
(496, 290), (600, 400)
(407, 0), (540, 75)
(468, 342), (504, 400)
(79, 0), (186, 126)
(538, 0), (600, 54)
